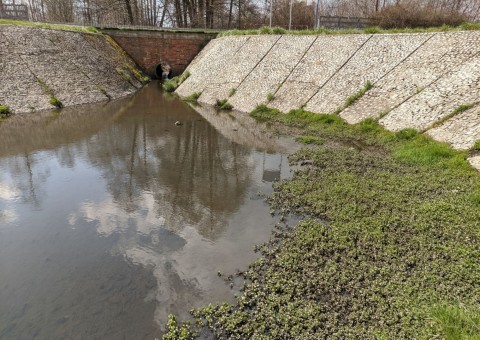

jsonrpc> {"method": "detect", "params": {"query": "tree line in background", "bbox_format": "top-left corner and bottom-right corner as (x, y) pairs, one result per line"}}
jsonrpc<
(1, 0), (479, 29)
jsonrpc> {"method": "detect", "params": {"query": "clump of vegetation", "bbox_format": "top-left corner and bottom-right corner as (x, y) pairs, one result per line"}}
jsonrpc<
(98, 85), (111, 100)
(162, 315), (194, 340)
(295, 135), (324, 145)
(37, 78), (63, 108)
(124, 63), (150, 84)
(183, 92), (201, 103)
(0, 105), (11, 118)
(215, 98), (233, 110)
(49, 96), (63, 108)
(428, 103), (475, 130)
(429, 304), (480, 339)
(471, 139), (480, 151)
(344, 80), (373, 108)
(116, 67), (133, 83)
(250, 105), (344, 128)
(162, 71), (190, 92)
(266, 92), (274, 102)
(228, 88), (236, 97)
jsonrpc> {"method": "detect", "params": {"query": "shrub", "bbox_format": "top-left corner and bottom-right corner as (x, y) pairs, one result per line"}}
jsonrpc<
(371, 4), (467, 29)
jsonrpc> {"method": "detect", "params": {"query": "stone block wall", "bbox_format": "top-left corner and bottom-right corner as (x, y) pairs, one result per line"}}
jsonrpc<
(0, 25), (146, 114)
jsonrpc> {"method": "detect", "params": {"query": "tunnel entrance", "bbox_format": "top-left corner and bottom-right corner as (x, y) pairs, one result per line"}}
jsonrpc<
(156, 62), (172, 79)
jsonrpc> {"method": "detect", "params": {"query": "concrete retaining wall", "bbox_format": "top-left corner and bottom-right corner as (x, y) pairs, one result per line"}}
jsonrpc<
(0, 25), (146, 114)
(177, 31), (480, 168)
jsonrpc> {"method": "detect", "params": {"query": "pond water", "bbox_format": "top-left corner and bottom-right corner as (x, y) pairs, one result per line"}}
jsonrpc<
(0, 82), (295, 339)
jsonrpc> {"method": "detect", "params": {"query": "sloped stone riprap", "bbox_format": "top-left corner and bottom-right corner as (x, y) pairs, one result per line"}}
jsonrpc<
(0, 25), (146, 114)
(177, 31), (480, 169)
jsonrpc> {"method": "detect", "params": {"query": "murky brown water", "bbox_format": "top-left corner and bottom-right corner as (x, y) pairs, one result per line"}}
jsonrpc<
(0, 82), (294, 339)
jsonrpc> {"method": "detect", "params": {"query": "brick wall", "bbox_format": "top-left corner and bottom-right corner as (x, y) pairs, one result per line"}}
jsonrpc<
(103, 30), (217, 78)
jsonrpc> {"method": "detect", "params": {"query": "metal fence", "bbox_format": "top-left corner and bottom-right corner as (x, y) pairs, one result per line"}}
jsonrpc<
(0, 3), (28, 20)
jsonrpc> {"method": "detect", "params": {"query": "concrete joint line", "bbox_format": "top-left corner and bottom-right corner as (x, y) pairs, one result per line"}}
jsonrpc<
(370, 33), (436, 90)
(382, 34), (480, 124)
(422, 100), (480, 133)
(233, 35), (283, 93)
(304, 34), (374, 109)
(272, 36), (319, 98)
(2, 31), (47, 103)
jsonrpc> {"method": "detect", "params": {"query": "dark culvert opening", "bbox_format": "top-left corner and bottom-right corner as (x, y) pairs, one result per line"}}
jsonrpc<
(156, 62), (172, 79)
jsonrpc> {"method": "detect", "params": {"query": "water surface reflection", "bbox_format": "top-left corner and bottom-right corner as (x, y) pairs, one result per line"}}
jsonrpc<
(0, 82), (293, 339)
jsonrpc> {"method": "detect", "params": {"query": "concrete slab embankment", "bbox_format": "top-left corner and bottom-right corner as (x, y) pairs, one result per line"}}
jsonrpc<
(270, 34), (369, 112)
(341, 31), (480, 124)
(177, 31), (480, 169)
(305, 33), (430, 114)
(0, 25), (145, 114)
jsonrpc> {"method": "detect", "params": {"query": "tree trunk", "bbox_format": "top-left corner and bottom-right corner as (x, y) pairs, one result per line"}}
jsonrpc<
(125, 0), (135, 24)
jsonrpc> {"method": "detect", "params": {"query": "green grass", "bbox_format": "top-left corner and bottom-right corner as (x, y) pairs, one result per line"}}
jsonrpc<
(295, 135), (324, 145)
(228, 88), (236, 97)
(471, 140), (480, 151)
(428, 103), (476, 130)
(37, 78), (63, 108)
(344, 80), (373, 108)
(0, 19), (100, 33)
(215, 98), (233, 110)
(250, 105), (344, 128)
(162, 71), (190, 92)
(183, 92), (201, 103)
(218, 22), (480, 37)
(0, 105), (11, 117)
(98, 85), (111, 100)
(49, 96), (63, 108)
(164, 102), (480, 339)
(429, 304), (480, 339)
(266, 92), (274, 102)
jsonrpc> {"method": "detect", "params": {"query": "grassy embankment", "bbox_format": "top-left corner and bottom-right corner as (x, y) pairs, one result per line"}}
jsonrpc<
(0, 19), (100, 33)
(165, 100), (480, 338)
(218, 22), (480, 37)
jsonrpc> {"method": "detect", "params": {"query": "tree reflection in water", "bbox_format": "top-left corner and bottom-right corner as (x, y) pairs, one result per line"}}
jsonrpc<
(0, 82), (292, 338)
